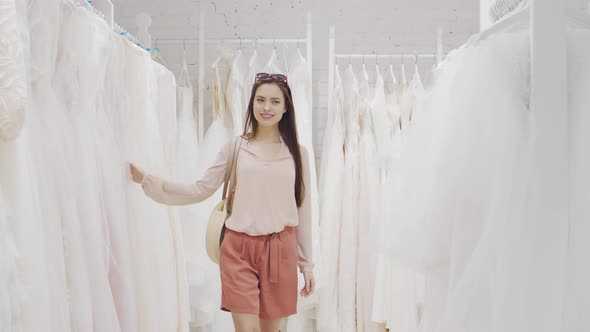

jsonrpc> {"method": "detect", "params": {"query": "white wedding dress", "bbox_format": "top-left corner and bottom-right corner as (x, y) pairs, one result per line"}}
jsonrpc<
(118, 33), (180, 332)
(176, 56), (206, 328)
(356, 67), (386, 332)
(243, 49), (259, 111)
(226, 51), (246, 135)
(282, 51), (321, 332)
(4, 1), (191, 330)
(381, 21), (538, 332)
(56, 8), (122, 331)
(154, 59), (190, 332)
(318, 66), (346, 332)
(101, 29), (139, 332)
(27, 1), (88, 330)
(199, 62), (235, 332)
(338, 64), (361, 332)
(0, 3), (53, 331)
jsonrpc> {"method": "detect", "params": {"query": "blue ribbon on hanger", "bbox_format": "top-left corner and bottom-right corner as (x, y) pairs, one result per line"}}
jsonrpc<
(237, 39), (246, 52)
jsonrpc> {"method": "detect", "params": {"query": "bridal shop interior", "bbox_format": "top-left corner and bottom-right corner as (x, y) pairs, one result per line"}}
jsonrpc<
(1, 0), (589, 331)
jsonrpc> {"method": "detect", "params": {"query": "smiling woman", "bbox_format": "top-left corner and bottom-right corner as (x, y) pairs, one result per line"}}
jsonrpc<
(131, 71), (314, 332)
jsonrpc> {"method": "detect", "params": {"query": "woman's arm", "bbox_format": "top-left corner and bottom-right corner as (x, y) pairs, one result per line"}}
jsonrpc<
(132, 140), (232, 206)
(296, 146), (314, 273)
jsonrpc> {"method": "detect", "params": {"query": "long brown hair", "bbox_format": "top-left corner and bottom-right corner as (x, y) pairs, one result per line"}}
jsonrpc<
(242, 79), (305, 207)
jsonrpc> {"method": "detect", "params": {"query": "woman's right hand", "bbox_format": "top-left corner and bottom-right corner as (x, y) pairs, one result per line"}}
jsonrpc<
(129, 163), (146, 184)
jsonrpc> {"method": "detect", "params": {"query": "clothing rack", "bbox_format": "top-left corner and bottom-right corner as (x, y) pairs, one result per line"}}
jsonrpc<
(195, 8), (313, 142)
(64, 0), (150, 51)
(327, 25), (444, 114)
(334, 54), (441, 62)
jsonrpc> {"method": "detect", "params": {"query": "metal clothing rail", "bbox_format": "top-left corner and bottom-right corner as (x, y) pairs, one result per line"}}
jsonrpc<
(196, 7), (313, 142)
(334, 54), (438, 58)
(205, 38), (307, 44)
(155, 39), (308, 44)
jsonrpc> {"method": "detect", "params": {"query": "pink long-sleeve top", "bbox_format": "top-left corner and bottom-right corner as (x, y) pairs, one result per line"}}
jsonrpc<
(141, 137), (314, 273)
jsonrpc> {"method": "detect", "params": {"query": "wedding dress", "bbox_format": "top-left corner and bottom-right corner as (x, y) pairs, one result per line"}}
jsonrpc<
(0, 3), (53, 331)
(119, 34), (180, 332)
(376, 65), (424, 332)
(339, 64), (360, 332)
(356, 67), (386, 332)
(283, 51), (321, 332)
(0, 5), (25, 326)
(56, 8), (123, 330)
(102, 30), (139, 332)
(318, 66), (346, 332)
(26, 1), (86, 330)
(225, 51), (246, 135)
(381, 22), (536, 332)
(199, 62), (235, 332)
(182, 62), (231, 331)
(176, 54), (209, 329)
(243, 49), (259, 110)
(153, 60), (190, 332)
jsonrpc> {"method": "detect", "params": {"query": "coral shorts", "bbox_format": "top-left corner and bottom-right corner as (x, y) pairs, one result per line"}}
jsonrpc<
(219, 226), (298, 320)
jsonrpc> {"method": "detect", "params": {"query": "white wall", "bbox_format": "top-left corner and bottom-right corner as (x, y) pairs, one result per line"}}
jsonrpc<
(111, 0), (479, 167)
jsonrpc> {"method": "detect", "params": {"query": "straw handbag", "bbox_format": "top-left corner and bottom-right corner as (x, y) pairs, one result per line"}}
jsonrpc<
(205, 136), (242, 264)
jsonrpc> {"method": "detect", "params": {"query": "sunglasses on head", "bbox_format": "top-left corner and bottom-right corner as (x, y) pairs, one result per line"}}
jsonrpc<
(255, 72), (288, 83)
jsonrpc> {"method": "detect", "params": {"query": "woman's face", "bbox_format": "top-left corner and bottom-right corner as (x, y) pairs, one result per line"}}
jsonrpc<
(253, 83), (286, 128)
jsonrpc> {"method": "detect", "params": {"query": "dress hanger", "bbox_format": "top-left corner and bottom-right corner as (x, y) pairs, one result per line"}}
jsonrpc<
(431, 53), (437, 76)
(265, 40), (278, 70)
(248, 38), (258, 67)
(282, 42), (289, 74)
(212, 41), (224, 68)
(413, 52), (421, 84)
(151, 39), (167, 66)
(374, 54), (382, 84)
(401, 54), (407, 86)
(389, 56), (397, 84)
(181, 40), (189, 70)
(297, 40), (304, 61)
(362, 56), (369, 81)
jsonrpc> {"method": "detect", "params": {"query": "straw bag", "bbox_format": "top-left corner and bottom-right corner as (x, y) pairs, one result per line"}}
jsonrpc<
(205, 136), (242, 264)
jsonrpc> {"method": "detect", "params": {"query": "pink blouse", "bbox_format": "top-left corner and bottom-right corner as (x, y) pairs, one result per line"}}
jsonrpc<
(141, 137), (314, 272)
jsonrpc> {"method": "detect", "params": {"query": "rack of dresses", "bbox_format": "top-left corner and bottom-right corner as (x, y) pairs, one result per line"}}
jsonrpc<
(327, 25), (444, 113)
(320, 25), (446, 332)
(1, 1), (190, 331)
(353, 3), (590, 332)
(196, 9), (313, 143)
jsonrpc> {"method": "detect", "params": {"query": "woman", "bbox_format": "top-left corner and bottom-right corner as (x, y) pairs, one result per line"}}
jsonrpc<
(130, 72), (315, 332)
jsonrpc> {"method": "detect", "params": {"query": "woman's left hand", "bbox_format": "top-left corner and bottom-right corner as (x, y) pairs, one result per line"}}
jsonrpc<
(300, 271), (315, 297)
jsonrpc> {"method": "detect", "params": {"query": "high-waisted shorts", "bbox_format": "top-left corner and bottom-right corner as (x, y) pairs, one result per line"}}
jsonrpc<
(219, 226), (298, 320)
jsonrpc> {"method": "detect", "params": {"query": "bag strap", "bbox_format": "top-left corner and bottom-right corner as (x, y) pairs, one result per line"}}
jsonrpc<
(221, 136), (242, 204)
